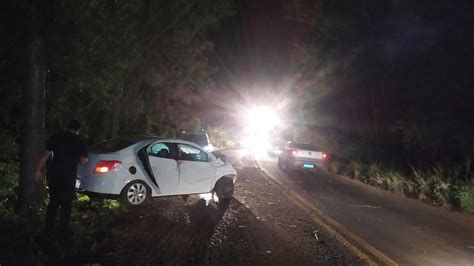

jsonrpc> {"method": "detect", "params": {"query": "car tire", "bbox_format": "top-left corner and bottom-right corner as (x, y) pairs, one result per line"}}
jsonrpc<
(213, 177), (234, 211)
(121, 180), (150, 206)
(216, 197), (231, 211)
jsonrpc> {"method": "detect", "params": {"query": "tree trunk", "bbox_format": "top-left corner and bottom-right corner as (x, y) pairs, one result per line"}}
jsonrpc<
(17, 25), (46, 210)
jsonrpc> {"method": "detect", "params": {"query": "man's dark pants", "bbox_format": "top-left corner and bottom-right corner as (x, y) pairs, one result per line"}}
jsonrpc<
(45, 174), (75, 234)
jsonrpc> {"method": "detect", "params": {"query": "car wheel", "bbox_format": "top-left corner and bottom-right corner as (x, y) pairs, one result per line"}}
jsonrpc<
(121, 181), (150, 206)
(213, 177), (234, 211)
(216, 197), (231, 211)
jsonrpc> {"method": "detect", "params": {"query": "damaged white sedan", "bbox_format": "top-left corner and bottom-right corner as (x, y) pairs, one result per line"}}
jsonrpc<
(76, 136), (236, 206)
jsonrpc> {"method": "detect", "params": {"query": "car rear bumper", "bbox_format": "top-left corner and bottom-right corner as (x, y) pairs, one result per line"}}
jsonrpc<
(287, 158), (325, 169)
(76, 172), (124, 195)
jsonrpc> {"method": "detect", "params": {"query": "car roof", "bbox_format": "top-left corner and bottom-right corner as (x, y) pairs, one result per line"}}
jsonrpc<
(91, 136), (209, 153)
(124, 136), (209, 148)
(154, 138), (206, 146)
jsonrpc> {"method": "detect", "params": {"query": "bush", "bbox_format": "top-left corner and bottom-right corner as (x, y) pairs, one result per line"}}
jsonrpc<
(0, 164), (18, 217)
(402, 177), (417, 197)
(325, 154), (473, 212)
(0, 133), (19, 217)
(454, 182), (474, 214)
(383, 170), (405, 194)
(328, 160), (350, 175)
(411, 164), (463, 205)
(349, 161), (367, 180)
(412, 169), (430, 202)
(367, 163), (384, 186)
(207, 126), (235, 149)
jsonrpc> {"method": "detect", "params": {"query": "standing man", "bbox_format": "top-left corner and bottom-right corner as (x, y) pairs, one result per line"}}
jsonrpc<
(35, 119), (88, 237)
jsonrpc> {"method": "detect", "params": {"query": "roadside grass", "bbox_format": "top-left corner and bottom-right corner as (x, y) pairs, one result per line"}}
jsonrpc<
(454, 181), (474, 214)
(0, 161), (19, 217)
(329, 159), (474, 214)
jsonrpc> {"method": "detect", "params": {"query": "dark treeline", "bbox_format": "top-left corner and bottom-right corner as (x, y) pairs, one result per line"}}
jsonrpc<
(0, 0), (235, 208)
(288, 0), (474, 170)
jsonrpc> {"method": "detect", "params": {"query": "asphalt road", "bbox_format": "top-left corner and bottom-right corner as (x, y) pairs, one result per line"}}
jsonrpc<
(252, 152), (474, 266)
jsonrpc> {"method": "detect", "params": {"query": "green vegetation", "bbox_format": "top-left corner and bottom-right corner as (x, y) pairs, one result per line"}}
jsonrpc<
(455, 182), (474, 214)
(0, 133), (19, 216)
(328, 159), (474, 213)
(0, 0), (237, 263)
(208, 126), (235, 150)
(0, 194), (127, 265)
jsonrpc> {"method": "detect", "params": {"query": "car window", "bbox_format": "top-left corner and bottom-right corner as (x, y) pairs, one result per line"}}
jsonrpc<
(149, 142), (173, 159)
(177, 144), (208, 162)
(290, 143), (316, 150)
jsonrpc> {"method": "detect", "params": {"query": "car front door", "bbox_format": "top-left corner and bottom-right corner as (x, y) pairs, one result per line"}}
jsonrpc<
(147, 142), (180, 196)
(177, 143), (215, 194)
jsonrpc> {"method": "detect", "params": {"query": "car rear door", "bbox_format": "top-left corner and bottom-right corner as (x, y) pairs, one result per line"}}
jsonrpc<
(176, 143), (215, 194)
(147, 142), (180, 196)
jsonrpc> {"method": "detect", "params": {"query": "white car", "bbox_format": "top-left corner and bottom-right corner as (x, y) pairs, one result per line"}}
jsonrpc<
(277, 141), (328, 171)
(76, 136), (237, 206)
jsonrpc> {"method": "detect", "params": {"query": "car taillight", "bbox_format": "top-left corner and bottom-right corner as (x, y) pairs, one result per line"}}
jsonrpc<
(322, 152), (328, 159)
(94, 160), (121, 173)
(288, 149), (297, 156)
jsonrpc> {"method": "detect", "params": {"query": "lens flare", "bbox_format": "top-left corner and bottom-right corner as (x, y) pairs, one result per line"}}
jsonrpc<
(245, 107), (280, 132)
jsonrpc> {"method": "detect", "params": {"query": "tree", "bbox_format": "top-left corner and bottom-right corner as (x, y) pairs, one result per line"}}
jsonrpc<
(0, 0), (236, 209)
(17, 0), (46, 210)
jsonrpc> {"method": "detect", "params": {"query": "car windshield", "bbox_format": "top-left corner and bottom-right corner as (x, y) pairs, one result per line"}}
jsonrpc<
(291, 143), (317, 150)
(181, 133), (208, 147)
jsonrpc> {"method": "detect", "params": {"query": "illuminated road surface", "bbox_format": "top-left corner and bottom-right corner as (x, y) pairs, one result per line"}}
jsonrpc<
(250, 151), (474, 266)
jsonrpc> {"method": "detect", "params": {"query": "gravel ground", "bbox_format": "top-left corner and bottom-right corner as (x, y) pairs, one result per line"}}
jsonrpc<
(96, 165), (364, 266)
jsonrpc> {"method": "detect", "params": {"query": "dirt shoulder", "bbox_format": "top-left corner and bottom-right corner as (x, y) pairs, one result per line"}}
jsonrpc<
(96, 166), (364, 265)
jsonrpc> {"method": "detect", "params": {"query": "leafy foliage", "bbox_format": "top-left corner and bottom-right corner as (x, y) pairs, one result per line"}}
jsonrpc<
(208, 125), (235, 149)
(37, 0), (236, 142)
(0, 133), (19, 216)
(329, 159), (473, 211)
(455, 182), (474, 214)
(0, 0), (237, 262)
(0, 0), (236, 199)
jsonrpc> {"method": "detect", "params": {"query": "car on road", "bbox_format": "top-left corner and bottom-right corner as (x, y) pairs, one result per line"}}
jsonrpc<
(179, 131), (214, 152)
(277, 141), (327, 171)
(76, 136), (236, 206)
(267, 138), (286, 157)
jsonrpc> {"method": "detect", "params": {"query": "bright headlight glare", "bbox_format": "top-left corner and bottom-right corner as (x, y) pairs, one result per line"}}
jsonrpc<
(246, 107), (280, 131)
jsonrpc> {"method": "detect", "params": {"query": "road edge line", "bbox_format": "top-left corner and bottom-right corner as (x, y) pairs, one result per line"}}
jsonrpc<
(258, 165), (399, 266)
